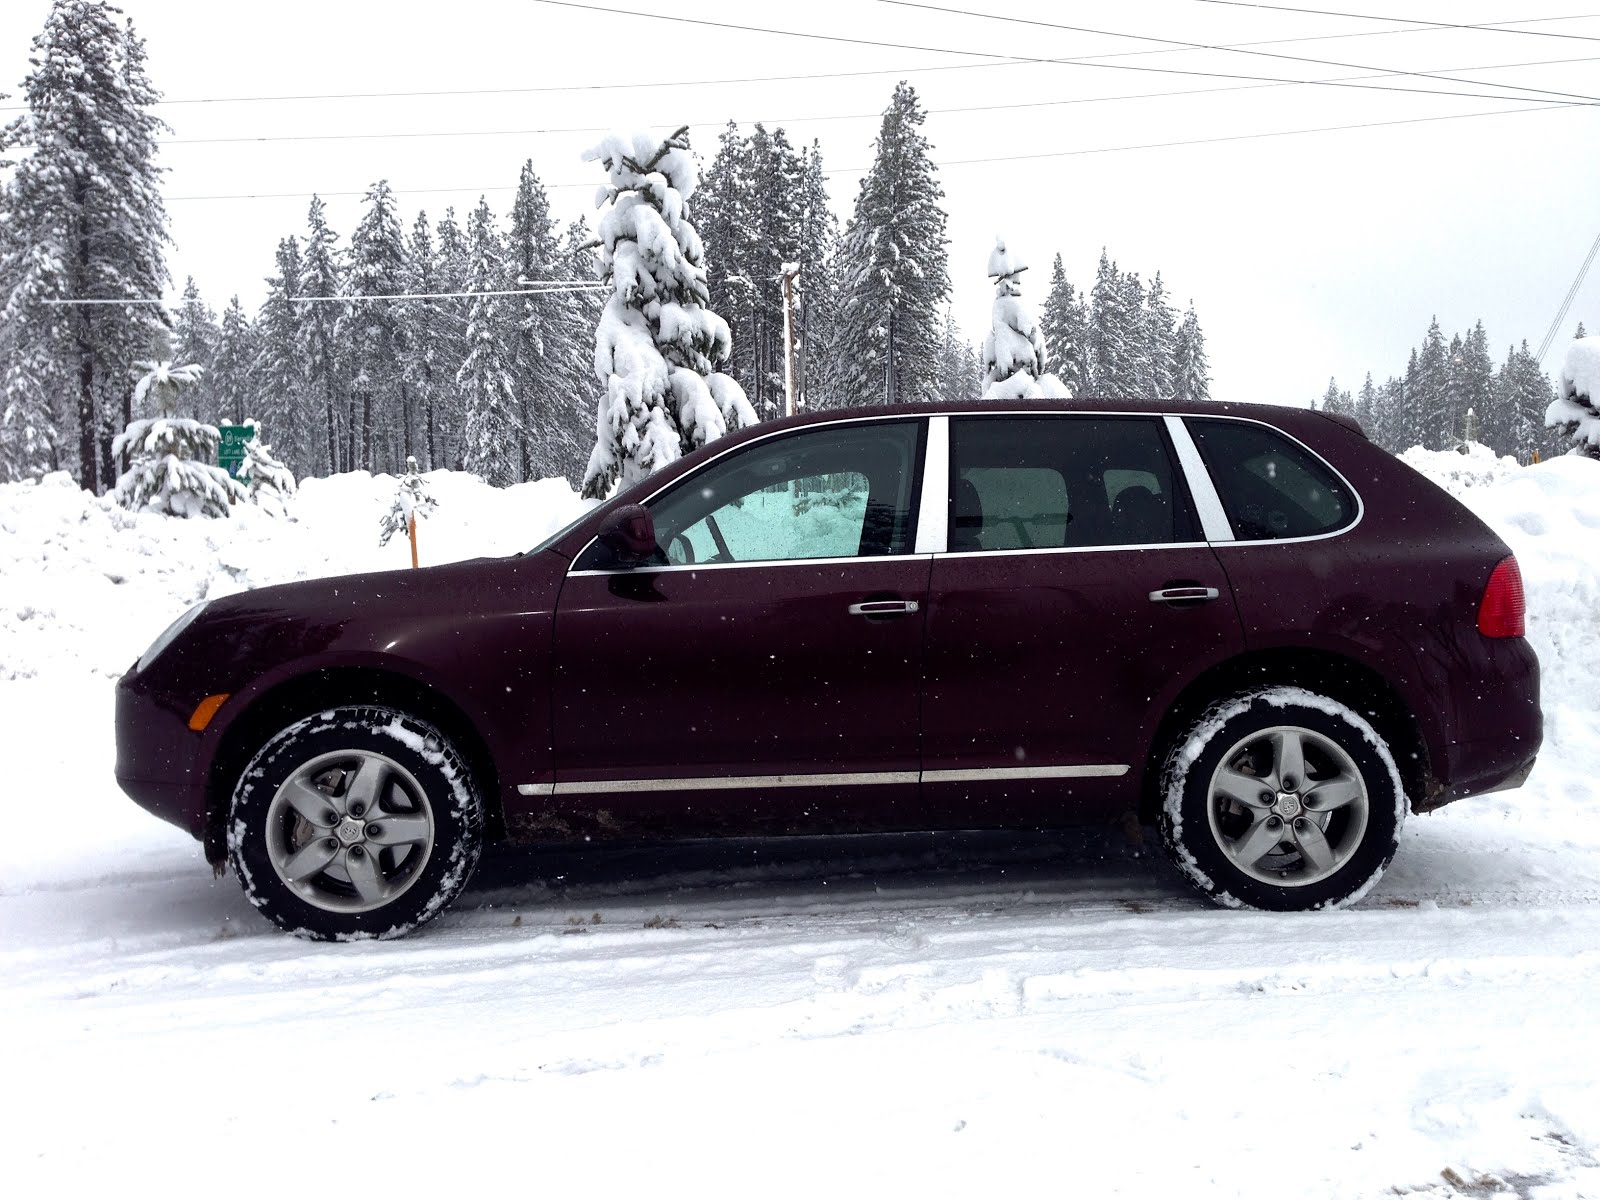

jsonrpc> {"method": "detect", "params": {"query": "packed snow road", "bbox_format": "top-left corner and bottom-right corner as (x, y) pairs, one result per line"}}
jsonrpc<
(3, 452), (1598, 1196)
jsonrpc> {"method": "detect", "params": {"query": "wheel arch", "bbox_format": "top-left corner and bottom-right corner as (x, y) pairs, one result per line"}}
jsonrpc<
(202, 666), (505, 866)
(1138, 647), (1431, 823)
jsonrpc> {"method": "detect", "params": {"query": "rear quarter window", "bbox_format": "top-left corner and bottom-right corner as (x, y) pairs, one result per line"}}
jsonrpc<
(1189, 418), (1355, 541)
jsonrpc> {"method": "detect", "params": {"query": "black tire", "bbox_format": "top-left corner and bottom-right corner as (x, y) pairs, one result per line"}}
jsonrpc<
(227, 705), (484, 940)
(1158, 686), (1406, 911)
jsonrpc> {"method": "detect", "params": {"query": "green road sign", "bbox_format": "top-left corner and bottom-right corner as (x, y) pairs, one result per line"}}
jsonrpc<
(219, 424), (252, 479)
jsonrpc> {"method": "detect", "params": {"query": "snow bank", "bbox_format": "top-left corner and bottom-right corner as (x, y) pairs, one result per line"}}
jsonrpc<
(0, 469), (586, 680)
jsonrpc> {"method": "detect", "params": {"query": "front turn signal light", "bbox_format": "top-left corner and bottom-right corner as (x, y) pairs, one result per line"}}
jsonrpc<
(188, 693), (231, 732)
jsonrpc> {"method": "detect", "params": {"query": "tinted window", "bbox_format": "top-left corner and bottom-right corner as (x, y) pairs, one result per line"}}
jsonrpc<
(615, 421), (922, 567)
(949, 417), (1195, 551)
(1189, 418), (1354, 541)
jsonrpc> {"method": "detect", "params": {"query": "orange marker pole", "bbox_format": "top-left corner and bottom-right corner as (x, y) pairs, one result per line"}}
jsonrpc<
(408, 514), (419, 569)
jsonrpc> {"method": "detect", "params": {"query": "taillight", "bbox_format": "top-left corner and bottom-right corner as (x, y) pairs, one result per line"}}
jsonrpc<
(1477, 556), (1525, 638)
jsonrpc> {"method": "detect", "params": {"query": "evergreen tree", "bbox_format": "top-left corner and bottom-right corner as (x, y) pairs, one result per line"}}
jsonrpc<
(252, 238), (307, 473)
(1355, 373), (1379, 435)
(455, 198), (519, 487)
(506, 161), (566, 480)
(1141, 272), (1177, 398)
(0, 1), (171, 491)
(1413, 318), (1450, 449)
(431, 207), (471, 470)
(1090, 250), (1134, 396)
(297, 196), (345, 475)
(1170, 305), (1210, 404)
(1397, 348), (1427, 450)
(210, 296), (254, 428)
(1548, 334), (1600, 459)
(1494, 342), (1558, 462)
(237, 419), (296, 517)
(932, 308), (981, 401)
(1039, 255), (1088, 398)
(791, 142), (839, 411)
(553, 218), (604, 481)
(171, 277), (219, 423)
(400, 212), (445, 470)
(980, 238), (1066, 400)
(837, 83), (950, 406)
(580, 127), (755, 498)
(345, 180), (409, 473)
(112, 359), (244, 517)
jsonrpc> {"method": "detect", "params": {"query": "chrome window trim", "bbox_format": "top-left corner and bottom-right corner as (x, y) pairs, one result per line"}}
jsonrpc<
(1163, 414), (1234, 542)
(567, 413), (930, 577)
(1177, 412), (1366, 547)
(935, 541), (1212, 561)
(517, 762), (1130, 796)
(913, 415), (950, 554)
(568, 552), (933, 579)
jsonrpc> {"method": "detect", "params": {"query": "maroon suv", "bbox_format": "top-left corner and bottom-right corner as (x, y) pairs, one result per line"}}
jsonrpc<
(115, 400), (1540, 938)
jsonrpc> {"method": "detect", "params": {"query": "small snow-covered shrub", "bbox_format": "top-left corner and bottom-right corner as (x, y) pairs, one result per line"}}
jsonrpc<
(1548, 335), (1600, 459)
(111, 417), (245, 519)
(237, 421), (297, 518)
(980, 238), (1068, 401)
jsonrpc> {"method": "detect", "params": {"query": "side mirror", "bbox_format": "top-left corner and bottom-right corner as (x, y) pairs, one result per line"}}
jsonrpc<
(596, 504), (658, 566)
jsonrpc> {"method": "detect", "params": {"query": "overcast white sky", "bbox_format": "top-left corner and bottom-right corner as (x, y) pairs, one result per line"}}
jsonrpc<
(3, 0), (1597, 409)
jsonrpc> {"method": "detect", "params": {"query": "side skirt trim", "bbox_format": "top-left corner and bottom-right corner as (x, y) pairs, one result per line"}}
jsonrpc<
(516, 763), (1129, 797)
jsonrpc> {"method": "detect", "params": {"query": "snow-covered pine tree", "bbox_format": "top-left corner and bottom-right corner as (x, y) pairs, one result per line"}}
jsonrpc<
(555, 218), (604, 481)
(298, 196), (345, 475)
(932, 308), (981, 401)
(980, 238), (1067, 401)
(1355, 373), (1379, 435)
(252, 237), (308, 474)
(112, 359), (244, 517)
(0, 1), (171, 492)
(346, 180), (409, 474)
(456, 198), (519, 487)
(432, 207), (471, 471)
(792, 142), (839, 411)
(378, 456), (437, 558)
(1089, 250), (1131, 397)
(1142, 273), (1177, 398)
(1548, 334), (1600, 459)
(1040, 255), (1088, 398)
(696, 123), (758, 399)
(172, 277), (219, 423)
(400, 212), (444, 471)
(1119, 270), (1151, 396)
(1495, 341), (1558, 462)
(236, 419), (296, 517)
(210, 296), (254, 429)
(507, 161), (567, 481)
(836, 83), (950, 406)
(1413, 318), (1450, 449)
(1170, 305), (1210, 404)
(580, 126), (755, 499)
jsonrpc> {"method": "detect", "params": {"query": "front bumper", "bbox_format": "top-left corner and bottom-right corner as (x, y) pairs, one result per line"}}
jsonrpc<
(114, 667), (208, 841)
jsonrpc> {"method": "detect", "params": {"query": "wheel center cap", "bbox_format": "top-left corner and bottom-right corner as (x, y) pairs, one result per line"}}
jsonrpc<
(336, 816), (365, 845)
(1274, 792), (1302, 819)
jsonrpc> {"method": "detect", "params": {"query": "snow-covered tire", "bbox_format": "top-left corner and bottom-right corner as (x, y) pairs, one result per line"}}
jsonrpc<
(1158, 687), (1405, 911)
(227, 705), (484, 940)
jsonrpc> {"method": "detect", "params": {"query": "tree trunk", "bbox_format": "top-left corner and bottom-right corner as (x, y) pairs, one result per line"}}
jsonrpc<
(323, 374), (338, 476)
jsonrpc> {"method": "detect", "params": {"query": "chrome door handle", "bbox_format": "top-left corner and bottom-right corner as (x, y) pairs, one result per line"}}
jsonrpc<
(1149, 586), (1220, 603)
(848, 600), (921, 617)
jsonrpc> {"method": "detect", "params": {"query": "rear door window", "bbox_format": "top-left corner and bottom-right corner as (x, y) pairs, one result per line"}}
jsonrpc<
(948, 417), (1196, 551)
(1188, 418), (1355, 541)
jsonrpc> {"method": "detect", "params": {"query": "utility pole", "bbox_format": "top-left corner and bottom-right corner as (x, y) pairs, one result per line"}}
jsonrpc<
(781, 263), (801, 417)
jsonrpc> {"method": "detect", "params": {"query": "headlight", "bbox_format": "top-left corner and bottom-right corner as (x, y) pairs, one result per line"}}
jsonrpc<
(137, 601), (208, 673)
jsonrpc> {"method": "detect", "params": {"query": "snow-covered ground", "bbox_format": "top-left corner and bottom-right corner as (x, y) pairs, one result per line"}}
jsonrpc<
(3, 452), (1599, 1197)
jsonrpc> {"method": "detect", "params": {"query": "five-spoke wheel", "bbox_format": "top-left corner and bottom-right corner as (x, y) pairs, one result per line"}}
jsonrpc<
(229, 706), (484, 940)
(1161, 688), (1404, 910)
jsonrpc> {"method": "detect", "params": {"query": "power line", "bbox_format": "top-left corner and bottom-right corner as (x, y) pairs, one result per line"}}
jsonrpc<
(154, 54), (1600, 148)
(519, 0), (1594, 109)
(162, 100), (1584, 203)
(1535, 229), (1600, 363)
(290, 285), (609, 303)
(875, 0), (1600, 105)
(1194, 2), (1600, 44)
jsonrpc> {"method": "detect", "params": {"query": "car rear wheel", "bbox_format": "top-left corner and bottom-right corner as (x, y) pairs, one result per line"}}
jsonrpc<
(228, 705), (484, 940)
(1159, 687), (1405, 911)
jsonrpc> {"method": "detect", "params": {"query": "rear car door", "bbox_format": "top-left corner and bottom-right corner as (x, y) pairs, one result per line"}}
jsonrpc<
(921, 413), (1246, 827)
(546, 417), (931, 838)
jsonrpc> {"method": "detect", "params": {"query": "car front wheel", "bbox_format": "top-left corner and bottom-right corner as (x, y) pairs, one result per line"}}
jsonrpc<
(1159, 687), (1406, 911)
(228, 705), (484, 940)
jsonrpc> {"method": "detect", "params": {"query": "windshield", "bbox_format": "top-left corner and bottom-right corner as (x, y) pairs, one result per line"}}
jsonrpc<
(523, 496), (607, 558)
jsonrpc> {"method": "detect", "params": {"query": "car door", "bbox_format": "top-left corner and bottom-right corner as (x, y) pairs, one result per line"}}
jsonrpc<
(920, 413), (1246, 827)
(546, 417), (931, 838)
